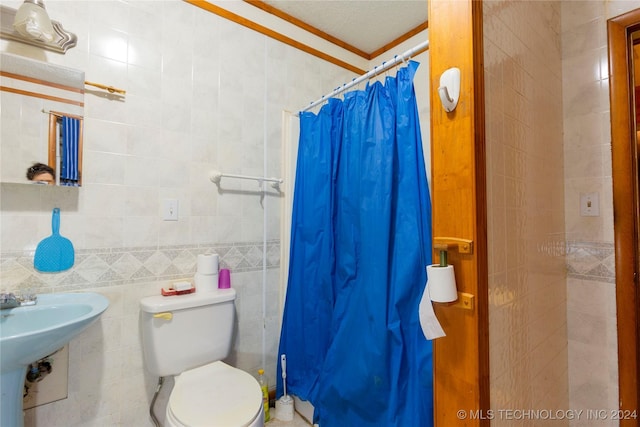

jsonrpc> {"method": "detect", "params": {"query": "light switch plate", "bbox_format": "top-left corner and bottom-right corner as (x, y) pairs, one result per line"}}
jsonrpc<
(580, 192), (600, 217)
(163, 199), (179, 221)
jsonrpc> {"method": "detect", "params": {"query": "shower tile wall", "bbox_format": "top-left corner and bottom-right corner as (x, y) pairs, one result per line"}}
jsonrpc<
(562, 1), (640, 424)
(486, 0), (640, 425)
(0, 1), (354, 425)
(484, 1), (569, 425)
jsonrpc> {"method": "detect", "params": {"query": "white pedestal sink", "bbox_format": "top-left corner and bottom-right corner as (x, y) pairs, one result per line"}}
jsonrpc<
(0, 292), (109, 427)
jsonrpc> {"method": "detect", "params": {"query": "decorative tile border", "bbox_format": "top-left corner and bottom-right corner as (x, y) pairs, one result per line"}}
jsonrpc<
(1, 239), (614, 291)
(565, 241), (615, 283)
(0, 240), (280, 292)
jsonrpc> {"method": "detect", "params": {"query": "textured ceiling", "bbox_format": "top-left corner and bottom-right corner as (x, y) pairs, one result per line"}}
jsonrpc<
(261, 0), (428, 55)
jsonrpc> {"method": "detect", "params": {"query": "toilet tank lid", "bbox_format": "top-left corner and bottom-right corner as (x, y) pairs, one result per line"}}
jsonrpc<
(140, 288), (236, 313)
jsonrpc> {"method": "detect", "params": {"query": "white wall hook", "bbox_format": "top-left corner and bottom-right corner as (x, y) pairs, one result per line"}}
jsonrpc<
(438, 67), (460, 112)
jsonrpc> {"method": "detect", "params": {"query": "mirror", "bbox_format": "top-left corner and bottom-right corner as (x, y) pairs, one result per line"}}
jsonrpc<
(0, 52), (84, 186)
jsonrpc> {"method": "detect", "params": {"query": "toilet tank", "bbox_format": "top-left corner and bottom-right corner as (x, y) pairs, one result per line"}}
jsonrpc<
(139, 289), (236, 377)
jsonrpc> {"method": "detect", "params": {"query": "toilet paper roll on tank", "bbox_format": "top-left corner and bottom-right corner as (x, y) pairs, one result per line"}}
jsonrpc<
(197, 253), (219, 274)
(195, 253), (219, 293)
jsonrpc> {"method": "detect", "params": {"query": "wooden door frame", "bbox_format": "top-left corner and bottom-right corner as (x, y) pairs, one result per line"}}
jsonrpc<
(429, 1), (489, 426)
(608, 9), (640, 426)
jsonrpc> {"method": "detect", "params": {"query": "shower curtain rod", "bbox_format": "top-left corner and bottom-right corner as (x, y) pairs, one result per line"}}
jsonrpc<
(298, 39), (429, 114)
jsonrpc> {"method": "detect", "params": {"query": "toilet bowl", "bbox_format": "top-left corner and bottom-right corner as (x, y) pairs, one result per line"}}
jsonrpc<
(139, 289), (264, 427)
(165, 361), (264, 427)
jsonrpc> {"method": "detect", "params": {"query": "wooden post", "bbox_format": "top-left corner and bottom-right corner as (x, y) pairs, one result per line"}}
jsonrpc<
(428, 0), (489, 425)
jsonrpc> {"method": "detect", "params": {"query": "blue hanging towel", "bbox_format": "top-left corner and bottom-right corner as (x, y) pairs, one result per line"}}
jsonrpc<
(60, 116), (80, 186)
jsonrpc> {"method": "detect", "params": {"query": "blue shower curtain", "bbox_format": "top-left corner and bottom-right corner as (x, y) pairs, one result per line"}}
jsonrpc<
(277, 61), (433, 427)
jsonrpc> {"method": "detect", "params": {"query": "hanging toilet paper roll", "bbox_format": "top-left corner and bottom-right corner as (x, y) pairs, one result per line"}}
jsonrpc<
(427, 264), (458, 303)
(419, 277), (446, 340)
(197, 253), (219, 275)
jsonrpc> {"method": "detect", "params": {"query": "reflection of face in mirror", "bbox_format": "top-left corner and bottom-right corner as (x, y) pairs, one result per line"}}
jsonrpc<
(26, 163), (55, 185)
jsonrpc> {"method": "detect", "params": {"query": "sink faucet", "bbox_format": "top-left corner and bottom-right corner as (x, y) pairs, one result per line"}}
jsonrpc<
(0, 293), (19, 309)
(0, 292), (37, 309)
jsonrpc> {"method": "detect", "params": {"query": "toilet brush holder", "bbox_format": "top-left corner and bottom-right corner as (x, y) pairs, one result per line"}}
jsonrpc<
(275, 395), (294, 421)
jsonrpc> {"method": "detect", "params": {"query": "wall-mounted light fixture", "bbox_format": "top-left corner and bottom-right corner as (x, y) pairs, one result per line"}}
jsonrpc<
(14, 0), (56, 42)
(0, 1), (77, 53)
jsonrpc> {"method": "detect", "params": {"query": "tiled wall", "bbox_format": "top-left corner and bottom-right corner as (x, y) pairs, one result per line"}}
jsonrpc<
(2, 237), (281, 292)
(561, 1), (640, 424)
(484, 1), (569, 424)
(0, 1), (355, 425)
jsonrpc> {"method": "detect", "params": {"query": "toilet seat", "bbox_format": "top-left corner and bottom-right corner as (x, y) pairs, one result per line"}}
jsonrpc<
(167, 361), (264, 427)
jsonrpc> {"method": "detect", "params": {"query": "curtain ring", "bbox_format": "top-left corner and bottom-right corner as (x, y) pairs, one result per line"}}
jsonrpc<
(353, 77), (361, 91)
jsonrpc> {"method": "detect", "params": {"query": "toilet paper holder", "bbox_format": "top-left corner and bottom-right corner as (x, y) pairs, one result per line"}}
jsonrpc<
(432, 237), (474, 311)
(433, 237), (473, 254)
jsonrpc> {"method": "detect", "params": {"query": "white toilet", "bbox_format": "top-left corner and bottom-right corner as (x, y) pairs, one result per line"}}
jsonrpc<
(140, 288), (264, 427)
